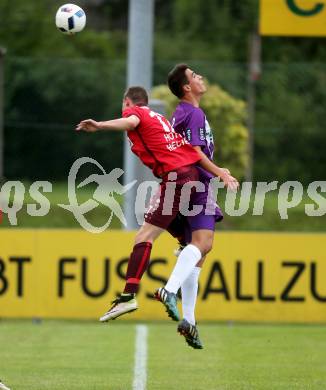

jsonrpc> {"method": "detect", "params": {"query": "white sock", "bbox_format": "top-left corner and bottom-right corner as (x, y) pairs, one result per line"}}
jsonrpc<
(181, 267), (201, 325)
(165, 244), (202, 294)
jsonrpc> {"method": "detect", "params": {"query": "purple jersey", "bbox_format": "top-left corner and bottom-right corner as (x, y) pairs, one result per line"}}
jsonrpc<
(171, 102), (214, 181)
(171, 101), (223, 228)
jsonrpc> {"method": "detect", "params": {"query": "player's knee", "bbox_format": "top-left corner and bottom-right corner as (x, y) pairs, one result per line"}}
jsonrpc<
(135, 224), (162, 244)
(196, 257), (206, 267)
(202, 242), (213, 256)
(135, 230), (151, 244)
(191, 239), (213, 256)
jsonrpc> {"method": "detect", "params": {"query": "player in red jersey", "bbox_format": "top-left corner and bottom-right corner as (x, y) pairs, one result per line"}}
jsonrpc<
(76, 86), (238, 322)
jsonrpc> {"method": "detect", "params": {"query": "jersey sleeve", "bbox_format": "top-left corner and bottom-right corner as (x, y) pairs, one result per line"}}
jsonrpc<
(122, 107), (142, 120)
(184, 109), (206, 147)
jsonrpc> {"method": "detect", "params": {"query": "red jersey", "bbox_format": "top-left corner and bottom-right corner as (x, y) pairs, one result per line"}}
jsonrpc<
(123, 106), (201, 177)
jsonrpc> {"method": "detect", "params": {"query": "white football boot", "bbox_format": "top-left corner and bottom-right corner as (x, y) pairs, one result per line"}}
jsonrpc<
(99, 293), (138, 322)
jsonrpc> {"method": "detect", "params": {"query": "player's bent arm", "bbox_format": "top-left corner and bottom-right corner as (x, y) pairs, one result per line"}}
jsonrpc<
(194, 146), (239, 190)
(194, 146), (227, 177)
(76, 115), (139, 132)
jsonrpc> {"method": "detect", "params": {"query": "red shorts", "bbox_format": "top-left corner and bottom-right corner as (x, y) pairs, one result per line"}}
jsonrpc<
(144, 165), (199, 229)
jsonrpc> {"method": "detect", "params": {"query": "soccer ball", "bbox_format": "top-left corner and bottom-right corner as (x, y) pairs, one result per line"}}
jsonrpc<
(55, 4), (86, 35)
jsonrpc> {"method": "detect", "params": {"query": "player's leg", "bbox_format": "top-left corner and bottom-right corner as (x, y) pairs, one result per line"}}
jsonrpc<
(122, 178), (174, 298)
(177, 182), (222, 324)
(100, 166), (193, 323)
(167, 212), (188, 255)
(168, 214), (203, 325)
(176, 230), (213, 348)
(162, 177), (217, 299)
(181, 255), (206, 326)
(155, 241), (203, 321)
(156, 214), (216, 333)
(178, 255), (204, 349)
(154, 235), (209, 322)
(176, 212), (216, 348)
(164, 181), (223, 342)
(123, 222), (164, 294)
(154, 168), (203, 320)
(99, 223), (163, 322)
(177, 230), (214, 348)
(162, 229), (213, 301)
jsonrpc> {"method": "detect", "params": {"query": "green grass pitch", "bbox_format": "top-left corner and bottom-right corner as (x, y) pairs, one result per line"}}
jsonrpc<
(0, 320), (325, 389)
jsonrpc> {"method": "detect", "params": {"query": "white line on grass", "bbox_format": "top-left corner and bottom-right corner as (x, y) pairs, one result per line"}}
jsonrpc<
(133, 324), (148, 390)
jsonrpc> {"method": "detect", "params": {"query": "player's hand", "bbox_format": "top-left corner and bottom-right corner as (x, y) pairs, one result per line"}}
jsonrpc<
(221, 168), (231, 175)
(76, 119), (100, 132)
(220, 172), (239, 191)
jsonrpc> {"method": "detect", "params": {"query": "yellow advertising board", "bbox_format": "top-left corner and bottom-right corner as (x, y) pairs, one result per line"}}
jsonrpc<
(0, 229), (325, 323)
(260, 0), (326, 37)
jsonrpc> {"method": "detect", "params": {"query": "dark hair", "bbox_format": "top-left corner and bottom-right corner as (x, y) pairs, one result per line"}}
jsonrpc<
(124, 86), (148, 106)
(167, 63), (189, 98)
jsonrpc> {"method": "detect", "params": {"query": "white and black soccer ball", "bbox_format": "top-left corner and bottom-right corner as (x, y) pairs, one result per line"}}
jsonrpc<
(55, 4), (86, 34)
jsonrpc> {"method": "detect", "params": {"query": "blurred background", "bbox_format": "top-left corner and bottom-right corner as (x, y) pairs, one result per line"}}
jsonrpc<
(0, 2), (326, 389)
(0, 0), (325, 231)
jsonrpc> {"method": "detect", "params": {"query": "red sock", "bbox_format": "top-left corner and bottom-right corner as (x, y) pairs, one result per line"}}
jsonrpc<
(123, 242), (152, 294)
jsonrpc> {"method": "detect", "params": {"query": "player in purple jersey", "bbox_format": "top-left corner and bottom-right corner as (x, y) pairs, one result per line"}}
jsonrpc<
(162, 63), (233, 349)
(171, 82), (224, 229)
(153, 67), (238, 348)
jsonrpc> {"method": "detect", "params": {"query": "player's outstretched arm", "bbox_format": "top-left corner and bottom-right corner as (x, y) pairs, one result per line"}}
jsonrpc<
(76, 115), (140, 132)
(194, 146), (239, 191)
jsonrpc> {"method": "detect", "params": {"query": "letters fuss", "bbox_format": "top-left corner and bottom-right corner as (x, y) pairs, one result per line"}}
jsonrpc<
(1, 257), (325, 303)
